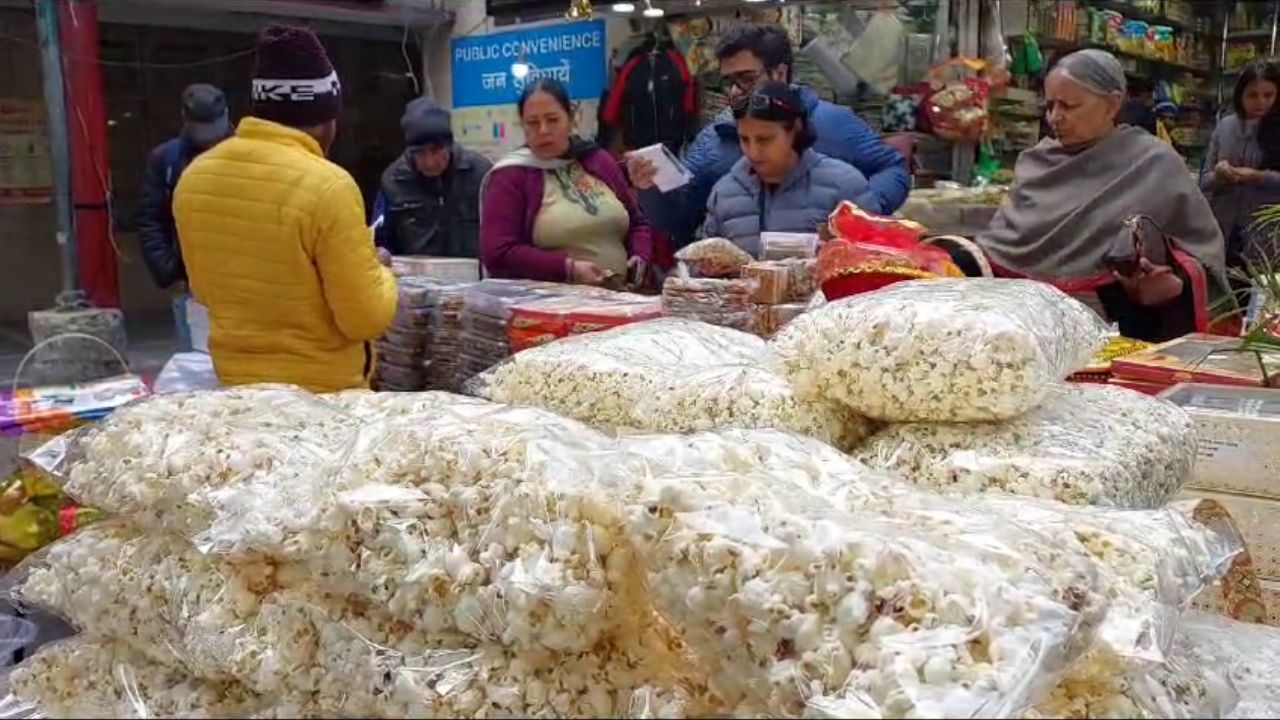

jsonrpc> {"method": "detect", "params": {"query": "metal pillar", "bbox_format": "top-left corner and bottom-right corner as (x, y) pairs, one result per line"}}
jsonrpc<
(59, 0), (119, 308)
(34, 0), (80, 303)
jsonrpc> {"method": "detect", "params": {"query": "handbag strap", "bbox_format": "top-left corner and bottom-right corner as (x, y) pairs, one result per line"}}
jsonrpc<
(921, 235), (994, 277)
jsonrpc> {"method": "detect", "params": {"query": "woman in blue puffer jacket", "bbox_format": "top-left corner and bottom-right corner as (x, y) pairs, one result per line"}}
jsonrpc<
(702, 82), (878, 257)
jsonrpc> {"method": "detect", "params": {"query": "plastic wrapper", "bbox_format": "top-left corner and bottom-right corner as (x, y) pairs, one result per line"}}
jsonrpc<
(662, 277), (755, 332)
(828, 202), (927, 248)
(674, 237), (753, 277)
(372, 362), (427, 392)
(804, 477), (1236, 663)
(8, 520), (605, 715)
(508, 295), (662, 338)
(1176, 611), (1280, 718)
(278, 404), (648, 654)
(4, 637), (263, 719)
(471, 318), (766, 431)
(760, 232), (819, 261)
(857, 384), (1198, 508)
(315, 631), (705, 719)
(0, 375), (148, 437)
(321, 388), (491, 421)
(623, 468), (1106, 718)
(817, 237), (965, 299)
(742, 262), (790, 304)
(1031, 642), (1237, 719)
(24, 386), (363, 556)
(426, 284), (469, 391)
(780, 257), (818, 301)
(632, 364), (875, 452)
(0, 470), (97, 569)
(771, 279), (1109, 422)
(960, 496), (1240, 662)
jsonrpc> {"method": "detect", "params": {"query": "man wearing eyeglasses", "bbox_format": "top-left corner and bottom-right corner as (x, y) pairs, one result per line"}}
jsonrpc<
(626, 24), (909, 248)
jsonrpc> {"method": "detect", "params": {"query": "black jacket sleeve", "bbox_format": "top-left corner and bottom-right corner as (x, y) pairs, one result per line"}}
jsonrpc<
(136, 143), (186, 288)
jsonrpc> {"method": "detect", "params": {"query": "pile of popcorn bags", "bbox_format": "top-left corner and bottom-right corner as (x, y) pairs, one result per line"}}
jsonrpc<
(5, 277), (1280, 718)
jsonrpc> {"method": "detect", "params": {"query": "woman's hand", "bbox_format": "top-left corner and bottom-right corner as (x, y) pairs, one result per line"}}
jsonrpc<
(1234, 167), (1263, 184)
(626, 256), (649, 291)
(1216, 161), (1243, 184)
(568, 259), (607, 285)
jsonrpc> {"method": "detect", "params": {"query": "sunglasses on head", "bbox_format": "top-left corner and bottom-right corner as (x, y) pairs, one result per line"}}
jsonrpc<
(731, 92), (800, 118)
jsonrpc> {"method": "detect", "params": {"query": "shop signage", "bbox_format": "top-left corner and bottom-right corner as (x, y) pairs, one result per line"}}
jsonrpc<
(0, 99), (52, 205)
(450, 20), (607, 108)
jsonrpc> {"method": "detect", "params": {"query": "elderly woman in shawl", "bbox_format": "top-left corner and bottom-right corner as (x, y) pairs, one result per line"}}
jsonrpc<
(946, 50), (1227, 343)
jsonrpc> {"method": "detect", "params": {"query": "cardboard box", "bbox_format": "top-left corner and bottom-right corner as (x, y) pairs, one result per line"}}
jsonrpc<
(391, 257), (481, 282)
(1160, 384), (1280, 499)
(1178, 489), (1280, 581)
(1113, 333), (1280, 388)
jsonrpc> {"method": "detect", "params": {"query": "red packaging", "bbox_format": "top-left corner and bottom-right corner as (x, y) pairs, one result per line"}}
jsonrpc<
(819, 203), (963, 299)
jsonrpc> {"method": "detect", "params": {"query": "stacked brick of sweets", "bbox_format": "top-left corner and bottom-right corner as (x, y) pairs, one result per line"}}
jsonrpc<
(372, 278), (436, 391)
(662, 238), (816, 335)
(424, 283), (471, 392)
(742, 258), (816, 338)
(1165, 383), (1280, 624)
(457, 281), (565, 385)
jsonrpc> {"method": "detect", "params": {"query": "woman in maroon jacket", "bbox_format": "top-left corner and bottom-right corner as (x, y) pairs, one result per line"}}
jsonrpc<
(480, 78), (652, 284)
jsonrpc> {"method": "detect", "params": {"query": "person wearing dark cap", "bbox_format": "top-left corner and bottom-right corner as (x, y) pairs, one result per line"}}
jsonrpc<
(173, 24), (397, 393)
(137, 83), (231, 292)
(372, 98), (492, 258)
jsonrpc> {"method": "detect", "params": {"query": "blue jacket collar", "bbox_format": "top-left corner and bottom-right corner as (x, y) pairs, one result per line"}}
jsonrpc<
(729, 148), (823, 194)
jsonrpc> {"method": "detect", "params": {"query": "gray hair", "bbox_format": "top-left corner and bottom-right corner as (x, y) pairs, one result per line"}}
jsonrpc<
(1051, 49), (1127, 96)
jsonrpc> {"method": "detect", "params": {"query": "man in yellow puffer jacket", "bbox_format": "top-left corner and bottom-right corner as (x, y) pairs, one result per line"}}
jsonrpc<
(174, 24), (396, 392)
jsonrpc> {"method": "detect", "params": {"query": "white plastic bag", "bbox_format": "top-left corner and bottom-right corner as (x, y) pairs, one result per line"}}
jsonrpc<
(857, 384), (1198, 507)
(153, 352), (220, 394)
(771, 279), (1108, 422)
(843, 9), (905, 93)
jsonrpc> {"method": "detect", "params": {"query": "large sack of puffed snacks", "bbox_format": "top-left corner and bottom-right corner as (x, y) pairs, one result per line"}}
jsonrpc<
(857, 384), (1198, 508)
(770, 278), (1108, 422)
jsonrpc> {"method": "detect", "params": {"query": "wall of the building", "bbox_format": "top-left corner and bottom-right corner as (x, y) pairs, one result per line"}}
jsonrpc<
(0, 9), (61, 324)
(0, 4), (426, 325)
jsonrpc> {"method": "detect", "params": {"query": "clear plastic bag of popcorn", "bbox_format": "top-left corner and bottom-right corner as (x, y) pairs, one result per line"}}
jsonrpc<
(857, 384), (1198, 507)
(321, 628), (708, 719)
(1031, 641), (1238, 719)
(875, 492), (1240, 664)
(1176, 611), (1280, 719)
(9, 521), (322, 693)
(280, 404), (647, 655)
(24, 386), (364, 555)
(675, 237), (754, 277)
(320, 388), (493, 421)
(623, 469), (1108, 718)
(8, 521), (487, 710)
(3, 637), (265, 719)
(470, 318), (766, 430)
(771, 279), (1109, 422)
(631, 364), (876, 452)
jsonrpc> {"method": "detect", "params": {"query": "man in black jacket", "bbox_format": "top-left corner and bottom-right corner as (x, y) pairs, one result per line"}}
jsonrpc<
(137, 84), (231, 289)
(373, 99), (492, 258)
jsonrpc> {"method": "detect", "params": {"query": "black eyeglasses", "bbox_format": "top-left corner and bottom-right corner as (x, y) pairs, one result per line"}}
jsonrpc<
(722, 69), (764, 93)
(731, 92), (800, 119)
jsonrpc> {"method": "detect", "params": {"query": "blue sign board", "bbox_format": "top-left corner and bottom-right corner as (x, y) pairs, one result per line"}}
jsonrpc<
(451, 20), (607, 109)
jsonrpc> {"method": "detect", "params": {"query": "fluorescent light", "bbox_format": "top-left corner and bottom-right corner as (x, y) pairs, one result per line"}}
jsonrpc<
(642, 0), (664, 16)
(611, 2), (635, 11)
